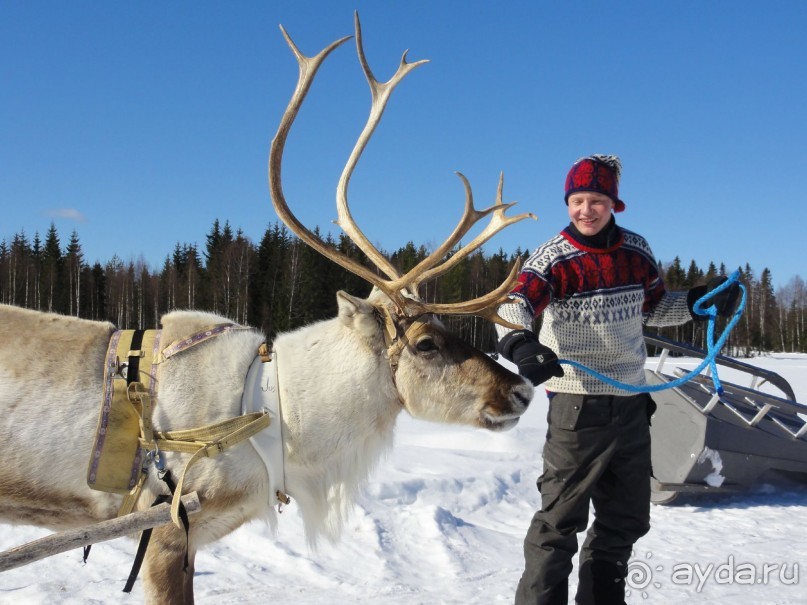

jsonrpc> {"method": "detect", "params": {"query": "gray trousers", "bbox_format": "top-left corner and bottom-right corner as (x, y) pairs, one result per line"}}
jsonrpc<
(515, 393), (655, 605)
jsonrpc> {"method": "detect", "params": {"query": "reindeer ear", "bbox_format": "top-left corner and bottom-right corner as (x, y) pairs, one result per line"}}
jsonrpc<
(336, 291), (379, 338)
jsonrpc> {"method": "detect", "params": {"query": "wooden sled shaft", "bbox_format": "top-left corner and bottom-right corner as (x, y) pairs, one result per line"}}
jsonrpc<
(0, 491), (201, 573)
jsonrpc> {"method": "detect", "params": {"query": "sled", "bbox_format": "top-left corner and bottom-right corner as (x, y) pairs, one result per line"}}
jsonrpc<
(644, 334), (807, 504)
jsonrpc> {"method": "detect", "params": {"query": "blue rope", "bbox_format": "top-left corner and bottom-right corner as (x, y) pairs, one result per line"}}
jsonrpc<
(557, 270), (747, 395)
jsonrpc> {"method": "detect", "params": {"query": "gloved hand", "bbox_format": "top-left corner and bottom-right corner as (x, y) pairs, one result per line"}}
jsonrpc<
(496, 329), (564, 386)
(687, 276), (742, 320)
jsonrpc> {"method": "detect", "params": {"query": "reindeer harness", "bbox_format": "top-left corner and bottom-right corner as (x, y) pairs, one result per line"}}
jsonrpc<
(87, 324), (289, 533)
(378, 303), (433, 379)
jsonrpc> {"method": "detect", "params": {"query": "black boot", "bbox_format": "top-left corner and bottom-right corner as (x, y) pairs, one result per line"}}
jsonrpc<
(575, 560), (626, 605)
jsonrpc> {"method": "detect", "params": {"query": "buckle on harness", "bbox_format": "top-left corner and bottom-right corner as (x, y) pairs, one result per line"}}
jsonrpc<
(144, 447), (165, 472)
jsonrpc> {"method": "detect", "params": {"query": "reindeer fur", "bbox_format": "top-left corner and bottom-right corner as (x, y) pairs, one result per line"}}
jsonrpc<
(0, 294), (531, 604)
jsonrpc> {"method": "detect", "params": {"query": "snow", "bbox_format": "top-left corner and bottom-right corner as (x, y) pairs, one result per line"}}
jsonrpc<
(3, 355), (807, 604)
(697, 447), (725, 488)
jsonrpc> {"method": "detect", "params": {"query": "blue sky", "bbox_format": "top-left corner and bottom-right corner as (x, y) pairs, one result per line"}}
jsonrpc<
(2, 1), (805, 288)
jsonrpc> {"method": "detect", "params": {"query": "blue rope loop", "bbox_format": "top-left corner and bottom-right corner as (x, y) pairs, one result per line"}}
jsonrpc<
(557, 270), (747, 394)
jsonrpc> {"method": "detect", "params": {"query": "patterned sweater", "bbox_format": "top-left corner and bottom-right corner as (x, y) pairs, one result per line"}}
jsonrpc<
(496, 222), (693, 395)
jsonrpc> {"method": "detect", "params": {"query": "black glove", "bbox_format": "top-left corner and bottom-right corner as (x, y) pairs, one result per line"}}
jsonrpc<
(687, 276), (741, 320)
(497, 329), (564, 386)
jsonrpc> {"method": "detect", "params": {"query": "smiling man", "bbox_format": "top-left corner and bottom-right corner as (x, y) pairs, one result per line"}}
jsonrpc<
(494, 155), (739, 605)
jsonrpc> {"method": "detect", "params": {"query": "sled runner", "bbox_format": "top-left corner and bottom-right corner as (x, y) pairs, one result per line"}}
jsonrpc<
(645, 334), (807, 504)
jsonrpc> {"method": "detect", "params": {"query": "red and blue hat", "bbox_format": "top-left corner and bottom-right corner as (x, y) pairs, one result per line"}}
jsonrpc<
(564, 154), (625, 212)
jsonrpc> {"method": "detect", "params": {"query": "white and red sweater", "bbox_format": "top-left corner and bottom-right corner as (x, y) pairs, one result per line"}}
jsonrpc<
(496, 221), (692, 395)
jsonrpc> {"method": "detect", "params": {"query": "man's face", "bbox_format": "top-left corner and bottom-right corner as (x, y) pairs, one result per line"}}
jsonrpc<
(567, 192), (615, 236)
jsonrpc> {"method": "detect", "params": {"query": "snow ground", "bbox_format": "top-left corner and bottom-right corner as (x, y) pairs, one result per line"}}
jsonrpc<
(2, 354), (806, 604)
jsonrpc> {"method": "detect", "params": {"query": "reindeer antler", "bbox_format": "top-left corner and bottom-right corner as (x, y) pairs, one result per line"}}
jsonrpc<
(269, 12), (536, 327)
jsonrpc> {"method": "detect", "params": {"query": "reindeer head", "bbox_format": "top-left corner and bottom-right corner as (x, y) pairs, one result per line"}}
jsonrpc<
(269, 13), (536, 430)
(388, 315), (533, 431)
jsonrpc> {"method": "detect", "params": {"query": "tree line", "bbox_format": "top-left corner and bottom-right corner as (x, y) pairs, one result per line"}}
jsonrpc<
(1, 221), (805, 355)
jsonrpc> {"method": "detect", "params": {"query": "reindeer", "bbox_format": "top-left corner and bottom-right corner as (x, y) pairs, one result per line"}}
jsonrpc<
(0, 14), (535, 605)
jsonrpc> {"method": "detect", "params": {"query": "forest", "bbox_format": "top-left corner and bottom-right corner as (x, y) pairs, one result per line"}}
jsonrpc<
(1, 221), (805, 356)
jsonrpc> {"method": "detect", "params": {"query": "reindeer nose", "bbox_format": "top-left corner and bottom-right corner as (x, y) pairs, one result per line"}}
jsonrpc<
(512, 383), (533, 409)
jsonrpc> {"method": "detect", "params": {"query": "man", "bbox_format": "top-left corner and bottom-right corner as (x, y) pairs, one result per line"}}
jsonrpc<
(496, 155), (739, 605)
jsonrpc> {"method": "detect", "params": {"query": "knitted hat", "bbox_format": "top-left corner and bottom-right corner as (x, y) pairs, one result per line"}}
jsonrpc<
(564, 154), (625, 212)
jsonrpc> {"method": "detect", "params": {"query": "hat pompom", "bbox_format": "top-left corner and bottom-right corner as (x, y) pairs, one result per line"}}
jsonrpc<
(587, 154), (621, 182)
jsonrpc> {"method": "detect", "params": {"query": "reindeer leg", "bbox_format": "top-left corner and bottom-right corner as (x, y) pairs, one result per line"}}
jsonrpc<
(142, 522), (195, 605)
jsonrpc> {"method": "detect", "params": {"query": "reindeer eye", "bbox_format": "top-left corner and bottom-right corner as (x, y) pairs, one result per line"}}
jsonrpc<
(415, 338), (438, 353)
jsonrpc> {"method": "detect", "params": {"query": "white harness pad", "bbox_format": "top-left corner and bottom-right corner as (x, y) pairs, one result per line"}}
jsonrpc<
(240, 354), (287, 506)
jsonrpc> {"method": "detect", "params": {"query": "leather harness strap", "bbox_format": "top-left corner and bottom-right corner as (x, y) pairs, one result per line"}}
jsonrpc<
(127, 330), (145, 385)
(378, 305), (428, 404)
(113, 324), (273, 593)
(118, 324), (271, 528)
(148, 412), (270, 528)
